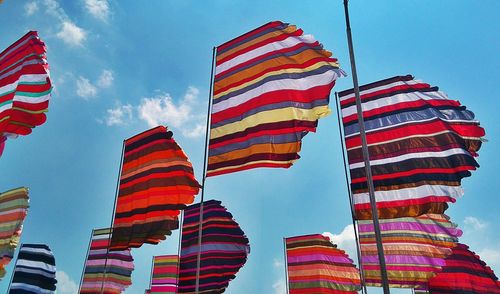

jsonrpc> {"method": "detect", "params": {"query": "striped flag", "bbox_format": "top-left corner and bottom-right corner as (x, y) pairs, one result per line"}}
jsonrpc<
(338, 75), (485, 220)
(178, 200), (250, 293)
(9, 244), (57, 293)
(80, 228), (134, 294)
(149, 255), (178, 294)
(207, 21), (346, 176)
(285, 234), (361, 293)
(110, 126), (200, 250)
(0, 187), (29, 280)
(0, 31), (52, 156)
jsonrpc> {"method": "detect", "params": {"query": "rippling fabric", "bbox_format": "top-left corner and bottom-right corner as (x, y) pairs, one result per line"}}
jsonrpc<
(149, 255), (178, 294)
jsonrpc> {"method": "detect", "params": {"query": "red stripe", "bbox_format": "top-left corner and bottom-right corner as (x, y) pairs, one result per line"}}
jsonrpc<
(217, 21), (283, 52)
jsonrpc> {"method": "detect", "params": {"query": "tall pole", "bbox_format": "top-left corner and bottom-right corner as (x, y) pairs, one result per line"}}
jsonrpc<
(342, 1), (390, 293)
(283, 238), (290, 294)
(335, 92), (367, 294)
(148, 256), (154, 291)
(7, 243), (22, 291)
(195, 46), (217, 293)
(176, 210), (184, 290)
(101, 141), (125, 294)
(78, 229), (94, 293)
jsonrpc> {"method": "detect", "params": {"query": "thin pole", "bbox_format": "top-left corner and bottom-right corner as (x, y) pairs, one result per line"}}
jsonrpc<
(78, 229), (94, 293)
(283, 238), (290, 294)
(342, 1), (390, 293)
(101, 141), (125, 294)
(176, 210), (184, 290)
(7, 243), (22, 291)
(149, 256), (154, 290)
(335, 92), (367, 294)
(195, 46), (217, 293)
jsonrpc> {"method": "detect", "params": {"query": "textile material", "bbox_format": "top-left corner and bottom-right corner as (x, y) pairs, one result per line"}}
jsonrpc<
(207, 20), (346, 176)
(80, 228), (134, 294)
(110, 126), (200, 250)
(178, 200), (250, 293)
(285, 234), (361, 293)
(9, 244), (57, 293)
(338, 75), (485, 219)
(149, 255), (178, 294)
(0, 31), (52, 156)
(425, 243), (500, 293)
(358, 214), (462, 289)
(0, 187), (29, 280)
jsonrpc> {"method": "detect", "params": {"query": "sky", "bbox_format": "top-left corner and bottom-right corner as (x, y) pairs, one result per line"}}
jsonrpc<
(1, 0), (499, 293)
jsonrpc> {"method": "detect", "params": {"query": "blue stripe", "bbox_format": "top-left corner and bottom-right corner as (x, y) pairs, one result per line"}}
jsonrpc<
(217, 23), (288, 55)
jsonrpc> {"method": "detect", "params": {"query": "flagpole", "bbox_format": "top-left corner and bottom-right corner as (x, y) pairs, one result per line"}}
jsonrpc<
(7, 243), (21, 291)
(195, 46), (217, 293)
(342, 1), (390, 293)
(101, 141), (125, 294)
(148, 256), (154, 290)
(335, 92), (367, 294)
(283, 238), (290, 294)
(176, 209), (184, 290)
(78, 229), (94, 293)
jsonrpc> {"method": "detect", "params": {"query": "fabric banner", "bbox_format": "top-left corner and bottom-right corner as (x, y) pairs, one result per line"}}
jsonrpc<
(149, 255), (178, 294)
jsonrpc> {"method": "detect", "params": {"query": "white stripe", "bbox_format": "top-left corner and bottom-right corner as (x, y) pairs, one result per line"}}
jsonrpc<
(14, 92), (51, 104)
(353, 184), (463, 204)
(16, 259), (55, 272)
(338, 79), (423, 102)
(349, 148), (470, 169)
(215, 34), (317, 75)
(0, 207), (26, 216)
(212, 70), (340, 114)
(15, 266), (56, 278)
(10, 283), (53, 294)
(0, 74), (49, 97)
(341, 90), (450, 118)
(0, 103), (13, 113)
(21, 246), (53, 256)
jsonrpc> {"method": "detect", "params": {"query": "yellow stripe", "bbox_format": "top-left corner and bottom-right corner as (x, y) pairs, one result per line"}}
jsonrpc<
(208, 141), (300, 165)
(207, 159), (296, 175)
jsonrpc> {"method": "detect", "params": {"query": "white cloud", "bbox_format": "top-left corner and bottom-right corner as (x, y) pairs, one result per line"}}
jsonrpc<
(43, 0), (67, 21)
(182, 123), (205, 138)
(323, 224), (358, 263)
(56, 271), (78, 294)
(85, 0), (109, 21)
(24, 2), (39, 16)
(478, 248), (500, 270)
(464, 216), (488, 230)
(105, 104), (133, 126)
(272, 279), (286, 294)
(76, 76), (97, 98)
(97, 70), (113, 88)
(56, 21), (87, 46)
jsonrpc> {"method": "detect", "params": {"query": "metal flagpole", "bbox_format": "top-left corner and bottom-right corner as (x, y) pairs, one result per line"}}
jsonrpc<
(101, 141), (125, 294)
(148, 256), (155, 291)
(342, 1), (390, 293)
(176, 209), (184, 290)
(78, 229), (94, 293)
(283, 238), (290, 294)
(335, 92), (368, 294)
(7, 243), (22, 291)
(195, 46), (217, 293)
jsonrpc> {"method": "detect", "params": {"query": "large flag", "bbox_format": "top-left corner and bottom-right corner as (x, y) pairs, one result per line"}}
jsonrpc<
(149, 255), (178, 294)
(338, 75), (485, 220)
(0, 187), (29, 280)
(285, 234), (361, 293)
(80, 228), (134, 294)
(358, 214), (462, 289)
(207, 21), (346, 176)
(110, 126), (200, 250)
(0, 31), (52, 156)
(178, 200), (250, 293)
(9, 244), (57, 293)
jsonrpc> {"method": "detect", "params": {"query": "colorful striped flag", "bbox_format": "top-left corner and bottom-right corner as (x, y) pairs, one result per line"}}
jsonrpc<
(80, 228), (134, 294)
(149, 255), (178, 294)
(0, 31), (52, 156)
(285, 234), (361, 293)
(207, 21), (346, 176)
(0, 187), (29, 280)
(358, 214), (462, 289)
(338, 75), (485, 220)
(110, 126), (200, 250)
(178, 200), (250, 293)
(9, 244), (57, 293)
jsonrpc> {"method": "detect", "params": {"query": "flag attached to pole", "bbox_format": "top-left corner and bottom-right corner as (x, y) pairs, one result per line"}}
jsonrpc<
(10, 244), (57, 293)
(149, 255), (178, 294)
(207, 21), (346, 177)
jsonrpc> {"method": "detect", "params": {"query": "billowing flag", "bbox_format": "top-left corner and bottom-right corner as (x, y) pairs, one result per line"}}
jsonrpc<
(80, 228), (134, 294)
(338, 75), (485, 220)
(178, 200), (250, 293)
(149, 255), (178, 294)
(207, 21), (346, 176)
(0, 31), (52, 157)
(110, 126), (200, 250)
(0, 187), (29, 280)
(9, 244), (57, 293)
(358, 214), (462, 289)
(285, 234), (361, 293)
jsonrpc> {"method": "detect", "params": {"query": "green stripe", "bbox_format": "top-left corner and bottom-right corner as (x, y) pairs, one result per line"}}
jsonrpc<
(14, 87), (52, 97)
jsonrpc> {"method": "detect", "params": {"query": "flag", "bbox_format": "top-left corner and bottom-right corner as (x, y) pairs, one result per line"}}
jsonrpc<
(149, 255), (178, 294)
(338, 75), (485, 219)
(178, 200), (250, 293)
(0, 187), (29, 280)
(9, 244), (57, 293)
(207, 21), (346, 176)
(0, 31), (52, 156)
(110, 126), (200, 250)
(285, 233), (361, 293)
(80, 228), (134, 294)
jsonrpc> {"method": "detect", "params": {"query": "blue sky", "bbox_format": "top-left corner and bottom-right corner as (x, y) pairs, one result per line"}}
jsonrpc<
(1, 1), (499, 293)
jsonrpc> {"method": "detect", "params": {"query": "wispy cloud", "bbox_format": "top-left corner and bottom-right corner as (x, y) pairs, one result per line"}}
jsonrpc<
(56, 271), (78, 294)
(76, 76), (97, 99)
(464, 216), (488, 230)
(105, 104), (133, 126)
(272, 279), (286, 294)
(43, 0), (87, 46)
(97, 70), (113, 88)
(24, 1), (39, 16)
(461, 216), (499, 272)
(272, 258), (286, 294)
(323, 225), (358, 263)
(84, 0), (110, 21)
